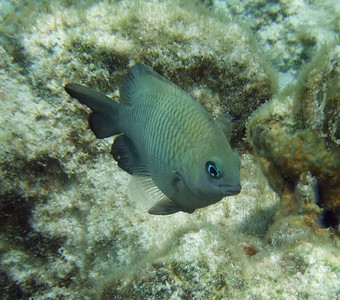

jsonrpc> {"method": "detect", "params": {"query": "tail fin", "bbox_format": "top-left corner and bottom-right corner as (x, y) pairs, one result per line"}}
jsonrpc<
(65, 83), (121, 139)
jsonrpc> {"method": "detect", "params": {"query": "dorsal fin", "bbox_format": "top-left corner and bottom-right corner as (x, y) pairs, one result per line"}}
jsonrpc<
(119, 63), (184, 105)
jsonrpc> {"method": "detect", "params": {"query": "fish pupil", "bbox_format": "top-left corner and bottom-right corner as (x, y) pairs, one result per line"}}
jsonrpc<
(205, 161), (221, 179)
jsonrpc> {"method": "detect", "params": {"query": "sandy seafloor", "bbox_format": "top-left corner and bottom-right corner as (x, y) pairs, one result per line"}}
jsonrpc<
(0, 0), (339, 299)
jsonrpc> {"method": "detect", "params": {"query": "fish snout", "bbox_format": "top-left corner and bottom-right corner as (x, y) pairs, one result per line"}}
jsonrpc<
(219, 184), (241, 196)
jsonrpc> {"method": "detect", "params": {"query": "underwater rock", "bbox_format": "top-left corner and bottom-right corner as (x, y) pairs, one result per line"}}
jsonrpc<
(0, 0), (275, 297)
(247, 42), (340, 229)
(21, 0), (276, 147)
(0, 0), (339, 299)
(213, 0), (340, 75)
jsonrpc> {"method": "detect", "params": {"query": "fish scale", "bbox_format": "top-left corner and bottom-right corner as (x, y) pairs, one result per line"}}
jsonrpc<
(64, 63), (241, 215)
(126, 94), (194, 170)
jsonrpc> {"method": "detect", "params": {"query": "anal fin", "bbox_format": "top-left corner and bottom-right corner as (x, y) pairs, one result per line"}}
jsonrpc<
(148, 198), (195, 215)
(148, 198), (182, 215)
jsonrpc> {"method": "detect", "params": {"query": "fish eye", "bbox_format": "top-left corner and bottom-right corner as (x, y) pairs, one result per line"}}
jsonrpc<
(205, 161), (221, 179)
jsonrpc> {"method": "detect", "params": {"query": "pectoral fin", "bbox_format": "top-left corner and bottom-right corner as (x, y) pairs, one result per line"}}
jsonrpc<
(111, 134), (147, 175)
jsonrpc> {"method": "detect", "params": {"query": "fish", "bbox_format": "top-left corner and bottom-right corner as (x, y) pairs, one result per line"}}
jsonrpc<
(64, 63), (241, 215)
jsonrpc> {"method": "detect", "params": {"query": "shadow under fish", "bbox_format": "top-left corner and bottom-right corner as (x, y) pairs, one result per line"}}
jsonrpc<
(64, 63), (241, 215)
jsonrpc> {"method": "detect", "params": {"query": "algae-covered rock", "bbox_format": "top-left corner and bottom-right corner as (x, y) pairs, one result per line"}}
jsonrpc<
(214, 0), (340, 75)
(247, 42), (340, 229)
(0, 0), (340, 299)
(0, 1), (275, 298)
(22, 0), (276, 147)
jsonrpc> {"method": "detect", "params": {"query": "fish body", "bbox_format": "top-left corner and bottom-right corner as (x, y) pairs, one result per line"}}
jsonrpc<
(65, 63), (241, 215)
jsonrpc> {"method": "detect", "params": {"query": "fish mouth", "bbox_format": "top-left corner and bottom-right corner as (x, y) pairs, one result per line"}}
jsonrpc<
(219, 184), (241, 196)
